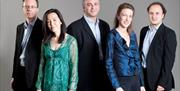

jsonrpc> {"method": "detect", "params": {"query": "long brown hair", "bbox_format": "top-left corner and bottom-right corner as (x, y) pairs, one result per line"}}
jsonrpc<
(114, 3), (135, 34)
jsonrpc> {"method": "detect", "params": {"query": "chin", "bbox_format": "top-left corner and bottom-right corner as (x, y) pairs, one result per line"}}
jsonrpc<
(151, 23), (159, 26)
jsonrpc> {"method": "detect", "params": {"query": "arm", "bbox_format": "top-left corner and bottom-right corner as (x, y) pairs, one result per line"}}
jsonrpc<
(67, 24), (82, 52)
(11, 26), (20, 90)
(133, 33), (144, 86)
(68, 38), (78, 91)
(35, 45), (45, 90)
(12, 26), (20, 78)
(105, 32), (121, 89)
(158, 30), (177, 88)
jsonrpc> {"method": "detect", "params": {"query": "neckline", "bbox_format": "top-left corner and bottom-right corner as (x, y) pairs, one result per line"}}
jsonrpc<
(115, 28), (131, 48)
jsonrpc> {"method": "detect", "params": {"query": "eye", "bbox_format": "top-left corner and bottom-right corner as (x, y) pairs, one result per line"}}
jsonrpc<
(87, 3), (92, 7)
(129, 15), (133, 18)
(156, 12), (160, 15)
(94, 3), (98, 6)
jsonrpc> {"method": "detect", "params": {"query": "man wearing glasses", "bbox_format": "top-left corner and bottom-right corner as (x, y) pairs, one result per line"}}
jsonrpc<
(11, 0), (43, 91)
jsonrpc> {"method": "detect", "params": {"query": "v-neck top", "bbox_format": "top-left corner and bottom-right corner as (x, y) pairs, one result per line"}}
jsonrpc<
(105, 28), (144, 88)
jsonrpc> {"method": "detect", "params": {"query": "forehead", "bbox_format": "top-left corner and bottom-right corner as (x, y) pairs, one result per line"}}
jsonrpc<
(47, 13), (59, 19)
(121, 8), (133, 14)
(23, 0), (37, 6)
(84, 0), (99, 4)
(149, 4), (163, 12)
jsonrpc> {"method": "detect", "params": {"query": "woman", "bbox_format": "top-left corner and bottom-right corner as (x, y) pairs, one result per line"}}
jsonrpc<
(35, 9), (78, 91)
(105, 3), (145, 91)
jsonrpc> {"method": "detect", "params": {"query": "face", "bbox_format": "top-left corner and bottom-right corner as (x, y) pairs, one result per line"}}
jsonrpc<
(148, 4), (164, 26)
(47, 12), (62, 34)
(83, 0), (100, 18)
(118, 8), (133, 28)
(23, 0), (38, 21)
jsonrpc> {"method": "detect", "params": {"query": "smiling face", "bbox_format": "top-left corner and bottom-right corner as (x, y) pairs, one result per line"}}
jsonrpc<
(83, 0), (100, 18)
(148, 4), (164, 26)
(117, 8), (133, 28)
(23, 0), (38, 21)
(47, 12), (62, 35)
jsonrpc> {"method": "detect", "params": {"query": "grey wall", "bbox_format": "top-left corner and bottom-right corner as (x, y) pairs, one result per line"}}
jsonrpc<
(0, 0), (179, 91)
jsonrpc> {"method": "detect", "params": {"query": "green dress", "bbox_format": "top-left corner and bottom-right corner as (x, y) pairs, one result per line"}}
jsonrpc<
(36, 34), (78, 91)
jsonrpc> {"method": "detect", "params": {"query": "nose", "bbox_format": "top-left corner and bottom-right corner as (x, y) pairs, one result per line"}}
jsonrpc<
(50, 21), (53, 26)
(125, 16), (129, 21)
(91, 4), (95, 9)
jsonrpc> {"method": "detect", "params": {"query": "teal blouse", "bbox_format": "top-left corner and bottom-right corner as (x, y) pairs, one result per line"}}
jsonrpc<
(36, 34), (78, 91)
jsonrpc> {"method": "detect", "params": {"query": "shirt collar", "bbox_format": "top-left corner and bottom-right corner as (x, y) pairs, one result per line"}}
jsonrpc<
(84, 15), (99, 25)
(25, 17), (37, 26)
(149, 22), (162, 31)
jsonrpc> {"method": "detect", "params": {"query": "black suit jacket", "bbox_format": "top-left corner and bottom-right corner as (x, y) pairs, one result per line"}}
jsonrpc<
(139, 23), (177, 91)
(12, 18), (43, 88)
(67, 17), (114, 91)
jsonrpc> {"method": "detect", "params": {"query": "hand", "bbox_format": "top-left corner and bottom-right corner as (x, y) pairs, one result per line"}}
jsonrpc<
(10, 78), (14, 89)
(37, 89), (42, 91)
(156, 85), (165, 91)
(140, 86), (146, 91)
(116, 87), (124, 91)
(69, 90), (74, 91)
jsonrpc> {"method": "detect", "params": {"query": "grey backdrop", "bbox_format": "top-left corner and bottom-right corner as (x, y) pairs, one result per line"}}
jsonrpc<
(0, 0), (179, 91)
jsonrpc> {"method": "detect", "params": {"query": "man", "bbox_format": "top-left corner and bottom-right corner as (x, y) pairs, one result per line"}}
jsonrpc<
(139, 2), (177, 91)
(11, 0), (43, 91)
(67, 0), (114, 91)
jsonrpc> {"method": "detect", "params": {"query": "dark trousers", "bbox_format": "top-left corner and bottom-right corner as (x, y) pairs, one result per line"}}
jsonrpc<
(143, 68), (171, 91)
(12, 66), (36, 91)
(118, 75), (141, 91)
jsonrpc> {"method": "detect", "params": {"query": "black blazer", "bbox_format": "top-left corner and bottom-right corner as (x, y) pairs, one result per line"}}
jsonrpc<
(139, 23), (177, 91)
(12, 18), (43, 88)
(67, 17), (114, 91)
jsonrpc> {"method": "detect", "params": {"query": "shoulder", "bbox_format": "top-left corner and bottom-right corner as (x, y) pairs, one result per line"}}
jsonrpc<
(16, 23), (24, 33)
(34, 18), (43, 26)
(68, 17), (84, 28)
(36, 18), (43, 23)
(141, 26), (149, 31)
(130, 31), (137, 37)
(99, 19), (109, 25)
(160, 24), (176, 40)
(17, 22), (24, 28)
(108, 29), (116, 37)
(140, 26), (149, 35)
(65, 34), (77, 43)
(67, 17), (84, 34)
(99, 19), (110, 29)
(163, 24), (176, 34)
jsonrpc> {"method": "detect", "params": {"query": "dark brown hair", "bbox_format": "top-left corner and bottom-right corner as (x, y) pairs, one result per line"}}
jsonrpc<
(114, 3), (135, 34)
(147, 2), (167, 15)
(42, 8), (66, 44)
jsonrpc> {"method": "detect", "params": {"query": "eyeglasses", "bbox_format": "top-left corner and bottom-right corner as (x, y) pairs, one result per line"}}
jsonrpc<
(22, 6), (37, 9)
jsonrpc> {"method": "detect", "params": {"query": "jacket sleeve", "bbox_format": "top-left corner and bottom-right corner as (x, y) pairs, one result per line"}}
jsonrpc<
(12, 26), (20, 78)
(158, 30), (177, 88)
(105, 32), (121, 89)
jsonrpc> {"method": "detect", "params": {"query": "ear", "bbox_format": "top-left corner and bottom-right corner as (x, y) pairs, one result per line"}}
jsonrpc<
(36, 8), (39, 12)
(117, 15), (120, 20)
(162, 13), (165, 19)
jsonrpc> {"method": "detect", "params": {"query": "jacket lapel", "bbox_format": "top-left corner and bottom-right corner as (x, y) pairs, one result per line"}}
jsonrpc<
(17, 24), (25, 49)
(81, 17), (97, 42)
(148, 24), (164, 49)
(146, 23), (164, 60)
